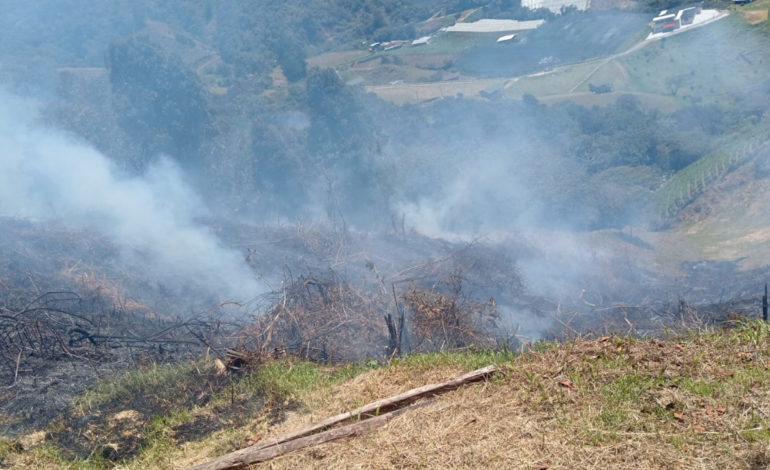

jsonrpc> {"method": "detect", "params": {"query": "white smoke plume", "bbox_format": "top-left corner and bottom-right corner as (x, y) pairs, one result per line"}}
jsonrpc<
(0, 90), (262, 304)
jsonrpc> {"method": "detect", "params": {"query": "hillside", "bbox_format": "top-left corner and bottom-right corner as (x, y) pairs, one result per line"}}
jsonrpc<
(1, 320), (768, 469)
(346, 8), (768, 109)
(4, 2), (770, 469)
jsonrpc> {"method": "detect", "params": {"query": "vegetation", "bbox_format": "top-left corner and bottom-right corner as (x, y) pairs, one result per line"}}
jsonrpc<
(3, 3), (770, 466)
(2, 319), (768, 468)
(2, 0), (765, 231)
(656, 125), (770, 226)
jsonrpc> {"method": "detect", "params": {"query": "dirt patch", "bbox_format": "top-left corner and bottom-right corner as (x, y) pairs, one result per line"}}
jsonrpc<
(743, 10), (768, 25)
(456, 8), (479, 22)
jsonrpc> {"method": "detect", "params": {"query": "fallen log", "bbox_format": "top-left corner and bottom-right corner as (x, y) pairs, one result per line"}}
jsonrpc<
(186, 365), (498, 469)
(187, 401), (432, 470)
(252, 364), (497, 451)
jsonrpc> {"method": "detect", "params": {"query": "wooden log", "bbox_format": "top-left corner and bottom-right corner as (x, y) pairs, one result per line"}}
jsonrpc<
(186, 365), (498, 469)
(251, 364), (497, 451)
(187, 401), (430, 470)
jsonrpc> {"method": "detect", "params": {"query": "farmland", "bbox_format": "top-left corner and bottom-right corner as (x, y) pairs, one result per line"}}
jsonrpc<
(325, 9), (768, 112)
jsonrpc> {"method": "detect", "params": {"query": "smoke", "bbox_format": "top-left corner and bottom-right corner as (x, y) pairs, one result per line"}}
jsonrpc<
(0, 90), (262, 304)
(387, 101), (650, 305)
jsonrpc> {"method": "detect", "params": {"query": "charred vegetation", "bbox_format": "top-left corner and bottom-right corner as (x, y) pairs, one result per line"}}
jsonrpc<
(2, 1), (770, 466)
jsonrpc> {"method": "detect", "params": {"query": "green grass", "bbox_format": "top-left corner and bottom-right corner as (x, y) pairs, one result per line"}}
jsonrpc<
(633, 16), (767, 98)
(515, 12), (770, 108)
(680, 377), (718, 397)
(25, 358), (376, 469)
(221, 360), (371, 406)
(78, 357), (374, 421)
(391, 32), (491, 56)
(602, 373), (659, 405)
(740, 412), (770, 442)
(503, 61), (598, 96)
(57, 351), (512, 468)
(74, 359), (220, 414)
(730, 0), (770, 26)
(731, 316), (770, 344)
(0, 439), (24, 463)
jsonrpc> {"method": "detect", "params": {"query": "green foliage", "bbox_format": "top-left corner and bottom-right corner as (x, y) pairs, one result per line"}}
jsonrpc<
(601, 373), (658, 405)
(75, 360), (220, 414)
(275, 41), (307, 82)
(225, 360), (369, 404)
(730, 317), (770, 345)
(565, 95), (694, 173)
(533, 339), (558, 352)
(108, 36), (211, 165)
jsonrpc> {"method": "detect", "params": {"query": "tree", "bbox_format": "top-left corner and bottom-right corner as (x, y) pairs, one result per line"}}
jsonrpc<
(108, 37), (211, 168)
(270, 32), (307, 83)
(305, 68), (388, 225)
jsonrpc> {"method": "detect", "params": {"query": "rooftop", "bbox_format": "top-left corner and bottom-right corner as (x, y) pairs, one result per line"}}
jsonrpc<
(443, 18), (545, 33)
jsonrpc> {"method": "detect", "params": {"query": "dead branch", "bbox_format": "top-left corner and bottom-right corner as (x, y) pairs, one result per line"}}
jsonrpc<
(187, 365), (498, 470)
(187, 401), (432, 470)
(250, 365), (496, 450)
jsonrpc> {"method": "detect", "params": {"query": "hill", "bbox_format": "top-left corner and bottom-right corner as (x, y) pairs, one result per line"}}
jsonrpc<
(3, 4), (770, 468)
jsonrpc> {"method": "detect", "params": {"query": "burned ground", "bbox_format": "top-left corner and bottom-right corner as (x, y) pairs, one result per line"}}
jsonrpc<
(1, 214), (768, 461)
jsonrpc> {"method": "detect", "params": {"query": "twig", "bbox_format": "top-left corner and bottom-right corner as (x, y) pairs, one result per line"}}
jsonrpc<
(12, 349), (21, 385)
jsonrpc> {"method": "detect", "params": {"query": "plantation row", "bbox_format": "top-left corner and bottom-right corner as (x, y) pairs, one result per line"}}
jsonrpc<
(655, 124), (770, 226)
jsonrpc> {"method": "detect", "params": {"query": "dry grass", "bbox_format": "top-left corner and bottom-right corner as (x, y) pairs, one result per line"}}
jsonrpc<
(3, 322), (770, 469)
(248, 322), (770, 470)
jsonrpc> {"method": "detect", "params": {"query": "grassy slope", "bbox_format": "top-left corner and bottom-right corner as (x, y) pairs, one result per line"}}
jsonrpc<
(660, 154), (770, 270)
(3, 321), (769, 469)
(246, 321), (770, 469)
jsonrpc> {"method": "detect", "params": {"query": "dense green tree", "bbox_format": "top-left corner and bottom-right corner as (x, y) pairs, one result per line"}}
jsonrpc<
(108, 37), (211, 167)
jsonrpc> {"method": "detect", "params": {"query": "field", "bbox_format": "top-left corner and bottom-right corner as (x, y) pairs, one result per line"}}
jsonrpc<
(365, 78), (504, 104)
(317, 8), (769, 110)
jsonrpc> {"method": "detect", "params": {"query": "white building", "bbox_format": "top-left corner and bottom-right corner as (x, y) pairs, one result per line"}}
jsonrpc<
(522, 0), (590, 13)
(443, 19), (545, 33)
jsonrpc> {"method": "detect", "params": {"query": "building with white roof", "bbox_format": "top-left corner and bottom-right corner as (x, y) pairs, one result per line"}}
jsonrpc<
(443, 19), (544, 33)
